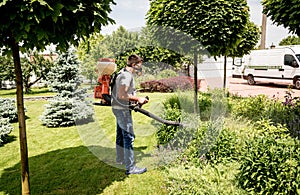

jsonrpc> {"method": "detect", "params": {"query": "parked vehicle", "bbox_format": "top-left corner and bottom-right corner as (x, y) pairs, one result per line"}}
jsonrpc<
(232, 46), (300, 89)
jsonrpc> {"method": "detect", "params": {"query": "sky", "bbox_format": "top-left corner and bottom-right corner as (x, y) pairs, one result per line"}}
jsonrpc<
(101, 0), (294, 48)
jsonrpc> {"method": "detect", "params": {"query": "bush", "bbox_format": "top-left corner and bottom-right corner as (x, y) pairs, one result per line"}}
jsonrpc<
(203, 127), (239, 163)
(231, 94), (268, 121)
(238, 137), (300, 194)
(140, 76), (197, 92)
(238, 119), (300, 194)
(0, 117), (13, 145)
(231, 93), (300, 138)
(156, 103), (181, 145)
(0, 98), (17, 122)
(40, 94), (93, 128)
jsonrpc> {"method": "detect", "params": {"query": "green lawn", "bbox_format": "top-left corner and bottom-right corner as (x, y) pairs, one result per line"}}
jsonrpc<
(0, 91), (173, 194)
(0, 87), (55, 98)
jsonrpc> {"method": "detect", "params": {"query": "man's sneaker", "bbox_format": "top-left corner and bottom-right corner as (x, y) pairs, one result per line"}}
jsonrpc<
(125, 166), (147, 175)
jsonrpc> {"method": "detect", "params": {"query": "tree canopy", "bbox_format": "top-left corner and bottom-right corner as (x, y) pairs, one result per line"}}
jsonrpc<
(0, 0), (115, 194)
(146, 0), (256, 57)
(262, 0), (300, 36)
(146, 0), (259, 90)
(0, 0), (115, 53)
(279, 35), (300, 46)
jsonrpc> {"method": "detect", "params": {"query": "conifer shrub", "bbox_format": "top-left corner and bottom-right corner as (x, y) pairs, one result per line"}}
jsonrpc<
(0, 117), (13, 145)
(40, 49), (93, 127)
(0, 98), (16, 145)
(0, 98), (17, 122)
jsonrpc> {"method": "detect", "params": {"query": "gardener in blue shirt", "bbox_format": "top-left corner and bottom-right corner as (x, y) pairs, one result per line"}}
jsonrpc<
(111, 54), (148, 175)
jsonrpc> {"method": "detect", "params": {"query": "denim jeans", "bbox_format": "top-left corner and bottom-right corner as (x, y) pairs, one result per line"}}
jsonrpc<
(112, 108), (135, 170)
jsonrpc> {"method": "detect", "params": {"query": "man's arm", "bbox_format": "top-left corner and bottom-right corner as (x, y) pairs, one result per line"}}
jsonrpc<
(117, 85), (148, 105)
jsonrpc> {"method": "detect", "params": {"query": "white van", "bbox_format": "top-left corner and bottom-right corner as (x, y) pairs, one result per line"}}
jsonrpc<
(232, 46), (300, 89)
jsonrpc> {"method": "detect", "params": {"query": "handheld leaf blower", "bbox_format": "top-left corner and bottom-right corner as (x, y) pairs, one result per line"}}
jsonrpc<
(94, 58), (182, 126)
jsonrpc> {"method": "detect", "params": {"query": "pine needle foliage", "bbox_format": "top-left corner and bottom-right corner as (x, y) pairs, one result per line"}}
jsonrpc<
(40, 49), (93, 127)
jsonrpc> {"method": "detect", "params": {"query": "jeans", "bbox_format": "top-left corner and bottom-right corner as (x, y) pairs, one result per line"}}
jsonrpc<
(112, 108), (135, 170)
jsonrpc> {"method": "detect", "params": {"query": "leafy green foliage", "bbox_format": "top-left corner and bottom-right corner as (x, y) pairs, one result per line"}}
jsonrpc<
(156, 103), (181, 145)
(230, 92), (300, 138)
(0, 51), (55, 93)
(159, 91), (300, 194)
(263, 0), (300, 36)
(147, 0), (258, 57)
(231, 94), (269, 121)
(0, 0), (115, 53)
(238, 134), (300, 194)
(77, 26), (189, 85)
(204, 127), (239, 163)
(21, 51), (56, 93)
(0, 55), (14, 86)
(279, 35), (300, 46)
(40, 49), (93, 127)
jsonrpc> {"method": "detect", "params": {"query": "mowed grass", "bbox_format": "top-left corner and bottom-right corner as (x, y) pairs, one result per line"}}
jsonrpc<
(0, 87), (55, 98)
(0, 91), (173, 195)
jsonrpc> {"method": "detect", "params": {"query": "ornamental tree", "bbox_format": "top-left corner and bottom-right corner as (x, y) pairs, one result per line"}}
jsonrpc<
(147, 0), (259, 89)
(262, 0), (300, 36)
(0, 0), (114, 194)
(279, 36), (300, 46)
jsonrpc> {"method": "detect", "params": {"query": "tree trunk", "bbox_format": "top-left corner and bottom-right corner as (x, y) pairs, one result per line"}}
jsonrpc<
(11, 37), (31, 195)
(223, 55), (227, 89)
(193, 51), (199, 114)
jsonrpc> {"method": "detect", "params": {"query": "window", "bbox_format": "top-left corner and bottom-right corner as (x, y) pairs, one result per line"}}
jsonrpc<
(284, 54), (299, 68)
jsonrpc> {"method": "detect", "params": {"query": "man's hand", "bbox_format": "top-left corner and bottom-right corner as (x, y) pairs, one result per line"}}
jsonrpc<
(137, 97), (149, 105)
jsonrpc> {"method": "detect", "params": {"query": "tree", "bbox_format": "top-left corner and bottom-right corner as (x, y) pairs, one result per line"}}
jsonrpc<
(77, 26), (189, 83)
(279, 35), (300, 46)
(147, 0), (259, 88)
(0, 52), (56, 93)
(0, 55), (14, 87)
(40, 49), (93, 127)
(77, 32), (112, 86)
(0, 0), (114, 194)
(21, 51), (56, 93)
(262, 0), (300, 36)
(147, 0), (259, 114)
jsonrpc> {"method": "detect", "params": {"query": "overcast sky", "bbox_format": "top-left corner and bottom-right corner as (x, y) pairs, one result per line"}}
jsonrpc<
(101, 0), (294, 48)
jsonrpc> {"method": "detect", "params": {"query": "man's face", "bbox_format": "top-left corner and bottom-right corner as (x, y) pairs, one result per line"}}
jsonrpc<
(133, 61), (143, 76)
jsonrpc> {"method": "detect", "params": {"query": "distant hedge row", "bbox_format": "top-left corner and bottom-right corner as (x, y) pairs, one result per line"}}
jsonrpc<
(140, 76), (201, 92)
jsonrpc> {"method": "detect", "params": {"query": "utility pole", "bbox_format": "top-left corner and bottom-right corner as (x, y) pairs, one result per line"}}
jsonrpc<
(260, 13), (267, 49)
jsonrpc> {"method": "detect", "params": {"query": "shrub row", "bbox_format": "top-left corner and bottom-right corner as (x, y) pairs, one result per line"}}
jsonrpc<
(140, 76), (200, 92)
(231, 93), (300, 138)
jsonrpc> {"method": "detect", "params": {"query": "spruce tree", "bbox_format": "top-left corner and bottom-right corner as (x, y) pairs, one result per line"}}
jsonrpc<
(40, 49), (94, 127)
(0, 98), (16, 145)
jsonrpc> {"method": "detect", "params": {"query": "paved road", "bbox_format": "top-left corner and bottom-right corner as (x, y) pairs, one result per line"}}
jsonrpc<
(200, 77), (300, 100)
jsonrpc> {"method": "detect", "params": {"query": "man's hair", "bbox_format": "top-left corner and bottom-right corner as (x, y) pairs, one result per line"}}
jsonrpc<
(127, 54), (143, 66)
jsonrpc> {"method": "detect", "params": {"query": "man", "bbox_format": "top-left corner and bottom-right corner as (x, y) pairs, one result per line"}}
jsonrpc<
(111, 54), (148, 175)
